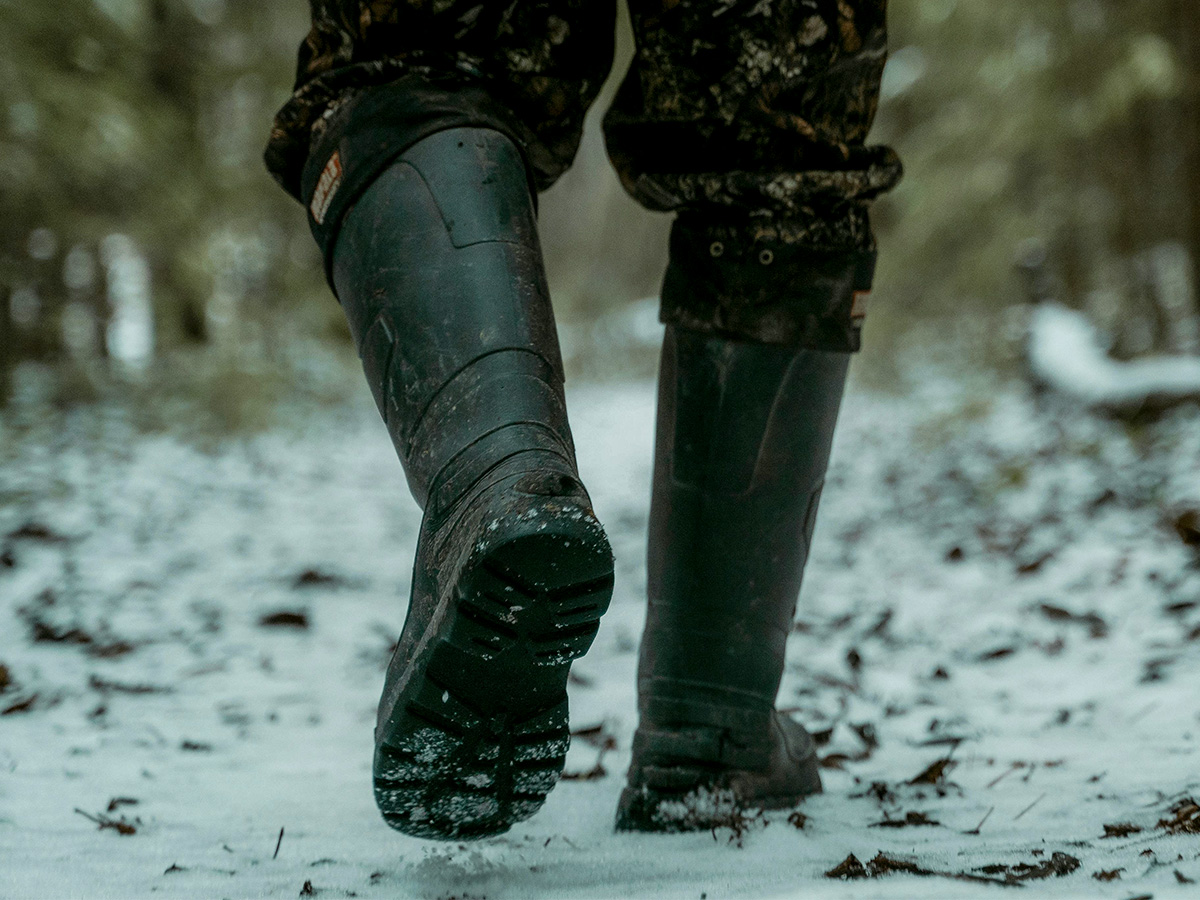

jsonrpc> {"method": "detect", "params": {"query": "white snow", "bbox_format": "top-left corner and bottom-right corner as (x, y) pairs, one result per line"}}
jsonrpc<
(1028, 301), (1200, 409)
(2, 368), (1200, 899)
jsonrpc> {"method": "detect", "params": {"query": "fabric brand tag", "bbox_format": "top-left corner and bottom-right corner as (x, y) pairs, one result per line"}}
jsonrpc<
(310, 150), (343, 225)
(851, 290), (870, 320)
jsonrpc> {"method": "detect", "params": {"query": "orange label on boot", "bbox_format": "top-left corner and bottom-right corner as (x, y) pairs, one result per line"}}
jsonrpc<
(310, 150), (343, 225)
(851, 290), (870, 320)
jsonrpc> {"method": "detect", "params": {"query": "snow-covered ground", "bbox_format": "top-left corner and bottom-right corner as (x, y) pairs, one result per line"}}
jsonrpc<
(2, 367), (1200, 899)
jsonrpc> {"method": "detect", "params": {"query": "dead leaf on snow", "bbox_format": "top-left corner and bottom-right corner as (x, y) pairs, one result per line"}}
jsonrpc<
(825, 852), (1010, 886)
(1037, 603), (1108, 638)
(978, 646), (1016, 662)
(259, 610), (310, 629)
(1172, 509), (1200, 548)
(1158, 798), (1200, 834)
(6, 521), (72, 544)
(908, 757), (957, 786)
(2, 694), (46, 716)
(291, 568), (348, 590)
(570, 722), (617, 751)
(560, 762), (606, 782)
(1101, 822), (1142, 839)
(976, 851), (1081, 882)
(74, 807), (138, 836)
(871, 811), (941, 829)
(825, 854), (869, 880)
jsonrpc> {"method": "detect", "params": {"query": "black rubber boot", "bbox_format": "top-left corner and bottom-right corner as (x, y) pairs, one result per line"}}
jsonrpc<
(329, 127), (614, 840)
(615, 325), (848, 832)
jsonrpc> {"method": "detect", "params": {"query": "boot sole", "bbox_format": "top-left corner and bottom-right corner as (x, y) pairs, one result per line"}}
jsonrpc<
(373, 515), (614, 840)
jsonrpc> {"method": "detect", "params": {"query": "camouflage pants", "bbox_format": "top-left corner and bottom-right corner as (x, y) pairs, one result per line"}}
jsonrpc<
(265, 0), (903, 348)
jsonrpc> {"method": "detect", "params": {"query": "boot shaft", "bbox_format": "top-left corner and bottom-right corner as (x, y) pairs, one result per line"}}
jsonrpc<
(641, 327), (850, 724)
(330, 128), (578, 516)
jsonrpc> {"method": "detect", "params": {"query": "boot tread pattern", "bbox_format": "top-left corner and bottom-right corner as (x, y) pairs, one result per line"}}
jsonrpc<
(374, 526), (613, 840)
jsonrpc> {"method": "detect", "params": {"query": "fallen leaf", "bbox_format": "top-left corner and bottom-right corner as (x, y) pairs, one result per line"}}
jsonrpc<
(292, 569), (346, 590)
(1037, 603), (1108, 638)
(978, 647), (1016, 662)
(560, 762), (606, 782)
(977, 852), (1080, 882)
(6, 522), (71, 543)
(1102, 822), (1142, 839)
(259, 611), (310, 629)
(1, 694), (39, 716)
(74, 808), (137, 836)
(825, 854), (869, 880)
(1173, 509), (1200, 548)
(871, 811), (941, 829)
(908, 757), (956, 786)
(570, 723), (617, 751)
(89, 676), (170, 695)
(1158, 798), (1200, 834)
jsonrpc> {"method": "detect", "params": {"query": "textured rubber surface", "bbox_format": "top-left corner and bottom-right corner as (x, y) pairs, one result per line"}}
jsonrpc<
(373, 523), (614, 840)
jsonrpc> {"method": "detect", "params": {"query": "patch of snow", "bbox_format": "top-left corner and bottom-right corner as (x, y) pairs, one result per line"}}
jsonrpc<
(1028, 301), (1200, 409)
(1, 368), (1199, 898)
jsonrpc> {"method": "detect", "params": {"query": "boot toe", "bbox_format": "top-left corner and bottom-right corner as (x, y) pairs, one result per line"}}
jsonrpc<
(615, 710), (821, 833)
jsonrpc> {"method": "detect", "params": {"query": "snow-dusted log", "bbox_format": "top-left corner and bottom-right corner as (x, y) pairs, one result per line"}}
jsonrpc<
(1027, 302), (1200, 411)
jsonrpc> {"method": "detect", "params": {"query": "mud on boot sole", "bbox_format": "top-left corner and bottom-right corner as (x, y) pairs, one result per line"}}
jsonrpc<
(373, 518), (614, 840)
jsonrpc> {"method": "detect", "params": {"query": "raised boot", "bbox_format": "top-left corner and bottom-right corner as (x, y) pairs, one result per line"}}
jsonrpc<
(326, 125), (614, 840)
(615, 325), (850, 832)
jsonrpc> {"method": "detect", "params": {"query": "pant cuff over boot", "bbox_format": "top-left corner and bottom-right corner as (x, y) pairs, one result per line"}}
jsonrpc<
(659, 213), (878, 351)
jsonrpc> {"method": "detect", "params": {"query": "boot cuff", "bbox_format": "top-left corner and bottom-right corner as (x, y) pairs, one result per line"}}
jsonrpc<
(299, 74), (533, 280)
(660, 215), (877, 351)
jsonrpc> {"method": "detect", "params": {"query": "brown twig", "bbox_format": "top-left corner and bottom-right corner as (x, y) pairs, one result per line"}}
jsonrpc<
(1013, 793), (1047, 822)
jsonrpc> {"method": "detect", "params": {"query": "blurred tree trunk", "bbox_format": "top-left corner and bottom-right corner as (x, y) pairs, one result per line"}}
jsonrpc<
(146, 0), (212, 346)
(1179, 0), (1200, 320)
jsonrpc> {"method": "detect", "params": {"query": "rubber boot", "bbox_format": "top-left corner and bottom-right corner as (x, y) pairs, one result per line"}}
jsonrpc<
(615, 325), (848, 832)
(329, 127), (614, 840)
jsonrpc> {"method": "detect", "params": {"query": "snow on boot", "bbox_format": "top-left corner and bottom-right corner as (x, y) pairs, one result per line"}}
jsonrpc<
(328, 126), (614, 840)
(616, 326), (848, 832)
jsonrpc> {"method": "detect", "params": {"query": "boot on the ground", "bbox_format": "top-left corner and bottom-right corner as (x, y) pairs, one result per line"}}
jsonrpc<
(616, 324), (850, 832)
(325, 124), (613, 840)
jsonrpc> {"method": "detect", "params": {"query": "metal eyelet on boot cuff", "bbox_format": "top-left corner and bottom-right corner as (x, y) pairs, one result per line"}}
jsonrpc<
(709, 241), (725, 258)
(758, 248), (775, 266)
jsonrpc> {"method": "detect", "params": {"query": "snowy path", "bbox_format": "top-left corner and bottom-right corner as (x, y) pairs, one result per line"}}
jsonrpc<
(2, 375), (1200, 899)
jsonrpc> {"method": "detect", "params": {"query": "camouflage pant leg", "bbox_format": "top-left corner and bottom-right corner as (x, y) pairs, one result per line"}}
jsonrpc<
(264, 0), (900, 348)
(264, 0), (617, 201)
(605, 0), (903, 349)
(266, 1), (899, 228)
(608, 0), (902, 252)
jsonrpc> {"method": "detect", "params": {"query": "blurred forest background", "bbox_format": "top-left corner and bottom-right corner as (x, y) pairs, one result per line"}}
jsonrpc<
(2, 0), (1199, 418)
